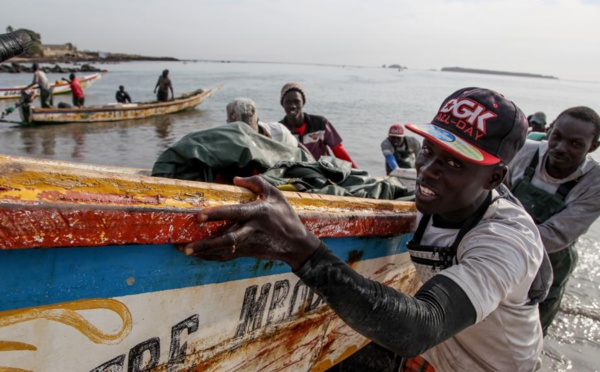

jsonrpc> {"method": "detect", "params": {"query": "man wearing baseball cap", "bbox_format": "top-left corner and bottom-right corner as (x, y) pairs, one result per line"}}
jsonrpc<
(183, 87), (545, 371)
(527, 111), (548, 141)
(381, 124), (421, 174)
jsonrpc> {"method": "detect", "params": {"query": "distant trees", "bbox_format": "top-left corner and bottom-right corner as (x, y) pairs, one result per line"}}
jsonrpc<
(66, 42), (78, 52)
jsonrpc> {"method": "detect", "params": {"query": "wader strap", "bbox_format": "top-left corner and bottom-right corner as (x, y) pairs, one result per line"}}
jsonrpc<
(522, 150), (580, 199)
(408, 191), (493, 267)
(523, 151), (539, 180)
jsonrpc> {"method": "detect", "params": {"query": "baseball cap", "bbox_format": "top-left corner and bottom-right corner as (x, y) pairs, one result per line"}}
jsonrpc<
(388, 124), (405, 137)
(405, 87), (527, 165)
(529, 112), (547, 125)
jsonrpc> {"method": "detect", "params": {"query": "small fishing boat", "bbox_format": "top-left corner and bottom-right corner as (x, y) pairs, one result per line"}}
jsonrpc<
(0, 72), (104, 100)
(0, 154), (418, 371)
(17, 89), (214, 125)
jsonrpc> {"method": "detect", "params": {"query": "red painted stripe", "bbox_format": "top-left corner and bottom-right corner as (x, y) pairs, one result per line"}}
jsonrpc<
(0, 207), (415, 250)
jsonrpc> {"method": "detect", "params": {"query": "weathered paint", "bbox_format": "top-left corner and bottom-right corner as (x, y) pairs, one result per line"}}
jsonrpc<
(0, 155), (419, 371)
(21, 89), (214, 124)
(0, 73), (104, 100)
(0, 154), (416, 250)
(0, 242), (419, 371)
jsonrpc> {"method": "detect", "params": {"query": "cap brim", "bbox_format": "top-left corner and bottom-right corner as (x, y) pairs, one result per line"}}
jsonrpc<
(405, 123), (501, 165)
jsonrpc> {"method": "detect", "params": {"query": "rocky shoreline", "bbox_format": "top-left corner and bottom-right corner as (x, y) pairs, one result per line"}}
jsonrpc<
(0, 61), (107, 74)
(0, 52), (179, 73)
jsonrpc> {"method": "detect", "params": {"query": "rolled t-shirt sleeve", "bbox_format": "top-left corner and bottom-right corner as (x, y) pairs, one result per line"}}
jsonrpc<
(381, 138), (395, 156)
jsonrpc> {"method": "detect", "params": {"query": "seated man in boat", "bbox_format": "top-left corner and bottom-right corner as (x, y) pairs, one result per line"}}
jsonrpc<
(381, 123), (421, 174)
(115, 85), (132, 104)
(154, 69), (174, 102)
(507, 106), (600, 336)
(183, 87), (547, 372)
(226, 98), (298, 148)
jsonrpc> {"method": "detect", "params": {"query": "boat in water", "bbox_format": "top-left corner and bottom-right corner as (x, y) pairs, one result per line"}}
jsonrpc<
(16, 88), (214, 125)
(0, 72), (104, 100)
(0, 154), (418, 371)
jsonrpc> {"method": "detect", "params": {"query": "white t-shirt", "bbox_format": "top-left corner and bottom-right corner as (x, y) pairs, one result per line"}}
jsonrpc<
(410, 190), (544, 372)
(32, 70), (50, 91)
(259, 121), (298, 148)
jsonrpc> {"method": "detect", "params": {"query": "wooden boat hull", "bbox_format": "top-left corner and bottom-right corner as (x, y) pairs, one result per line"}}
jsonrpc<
(0, 155), (418, 371)
(0, 72), (103, 100)
(19, 89), (213, 124)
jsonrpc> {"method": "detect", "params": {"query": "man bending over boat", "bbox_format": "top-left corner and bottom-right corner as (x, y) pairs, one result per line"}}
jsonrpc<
(226, 98), (298, 148)
(25, 63), (53, 108)
(507, 106), (600, 336)
(182, 87), (547, 371)
(381, 123), (421, 174)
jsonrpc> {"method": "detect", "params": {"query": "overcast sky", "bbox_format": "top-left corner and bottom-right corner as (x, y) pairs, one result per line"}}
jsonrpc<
(2, 0), (599, 82)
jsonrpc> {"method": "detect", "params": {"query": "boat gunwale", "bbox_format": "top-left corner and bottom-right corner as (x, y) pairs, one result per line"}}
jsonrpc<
(31, 89), (208, 114)
(0, 73), (104, 100)
(0, 154), (416, 250)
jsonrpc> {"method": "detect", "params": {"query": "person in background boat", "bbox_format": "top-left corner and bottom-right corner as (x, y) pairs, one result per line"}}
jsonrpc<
(507, 106), (600, 336)
(24, 63), (53, 108)
(0, 88), (34, 121)
(381, 123), (421, 175)
(183, 87), (547, 372)
(61, 73), (85, 108)
(115, 85), (132, 104)
(226, 98), (299, 148)
(527, 111), (548, 141)
(154, 69), (174, 102)
(279, 82), (358, 168)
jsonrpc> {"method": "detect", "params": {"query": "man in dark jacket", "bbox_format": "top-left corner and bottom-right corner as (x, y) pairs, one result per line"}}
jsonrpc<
(279, 82), (358, 168)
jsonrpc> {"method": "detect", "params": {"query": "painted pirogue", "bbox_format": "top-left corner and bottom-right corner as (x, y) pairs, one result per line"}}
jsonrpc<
(0, 72), (104, 101)
(17, 88), (214, 125)
(0, 154), (418, 371)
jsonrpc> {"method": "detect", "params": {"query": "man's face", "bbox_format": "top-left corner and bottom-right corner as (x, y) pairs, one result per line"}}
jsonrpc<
(546, 115), (599, 177)
(389, 136), (405, 148)
(282, 91), (304, 121)
(530, 123), (545, 133)
(414, 139), (497, 222)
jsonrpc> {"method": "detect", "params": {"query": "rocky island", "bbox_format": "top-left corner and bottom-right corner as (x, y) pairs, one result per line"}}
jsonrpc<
(441, 67), (558, 80)
(0, 27), (178, 73)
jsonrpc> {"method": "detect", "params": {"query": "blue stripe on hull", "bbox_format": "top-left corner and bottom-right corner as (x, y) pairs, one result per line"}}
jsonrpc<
(0, 235), (412, 311)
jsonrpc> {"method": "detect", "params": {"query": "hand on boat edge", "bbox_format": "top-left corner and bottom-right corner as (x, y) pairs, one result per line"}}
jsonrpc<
(182, 176), (321, 270)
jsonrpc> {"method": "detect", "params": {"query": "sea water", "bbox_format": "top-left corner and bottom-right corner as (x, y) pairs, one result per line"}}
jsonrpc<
(1, 61), (599, 371)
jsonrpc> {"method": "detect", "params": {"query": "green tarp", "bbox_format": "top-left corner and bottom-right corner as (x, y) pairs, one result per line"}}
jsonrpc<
(152, 123), (414, 200)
